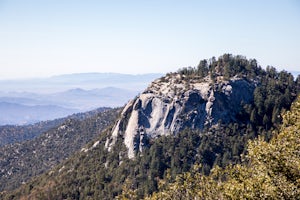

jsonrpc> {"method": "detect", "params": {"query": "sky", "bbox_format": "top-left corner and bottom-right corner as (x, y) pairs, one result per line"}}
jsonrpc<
(0, 0), (299, 79)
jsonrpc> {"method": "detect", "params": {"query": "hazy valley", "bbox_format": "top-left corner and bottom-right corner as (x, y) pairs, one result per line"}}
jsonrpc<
(0, 73), (162, 125)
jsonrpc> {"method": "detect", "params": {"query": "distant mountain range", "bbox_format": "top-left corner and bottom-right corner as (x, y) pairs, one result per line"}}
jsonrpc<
(0, 73), (163, 93)
(0, 73), (162, 125)
(0, 102), (77, 125)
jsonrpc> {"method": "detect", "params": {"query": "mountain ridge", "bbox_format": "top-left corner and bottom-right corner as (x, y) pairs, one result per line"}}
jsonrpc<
(1, 54), (299, 199)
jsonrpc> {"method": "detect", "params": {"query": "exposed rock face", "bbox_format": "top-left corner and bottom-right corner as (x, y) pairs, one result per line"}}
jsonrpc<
(106, 74), (255, 158)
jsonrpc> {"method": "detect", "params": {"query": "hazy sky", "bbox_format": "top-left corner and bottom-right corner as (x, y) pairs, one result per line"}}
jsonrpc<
(0, 0), (299, 79)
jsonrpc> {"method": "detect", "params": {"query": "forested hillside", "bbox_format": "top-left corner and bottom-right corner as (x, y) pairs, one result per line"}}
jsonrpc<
(0, 108), (120, 192)
(1, 54), (299, 199)
(145, 95), (300, 199)
(0, 107), (109, 146)
(0, 119), (65, 147)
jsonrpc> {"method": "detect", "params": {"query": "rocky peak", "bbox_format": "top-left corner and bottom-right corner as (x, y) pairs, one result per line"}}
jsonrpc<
(105, 73), (255, 158)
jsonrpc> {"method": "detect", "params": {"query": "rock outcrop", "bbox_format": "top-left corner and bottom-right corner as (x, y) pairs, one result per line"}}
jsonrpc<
(106, 73), (255, 158)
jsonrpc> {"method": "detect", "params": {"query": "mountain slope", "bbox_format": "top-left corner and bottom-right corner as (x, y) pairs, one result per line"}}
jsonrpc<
(0, 107), (110, 146)
(0, 119), (65, 147)
(147, 95), (300, 199)
(0, 108), (120, 192)
(2, 54), (299, 199)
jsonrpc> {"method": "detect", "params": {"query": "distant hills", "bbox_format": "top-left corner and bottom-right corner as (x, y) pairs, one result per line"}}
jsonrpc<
(0, 102), (77, 125)
(0, 73), (163, 93)
(0, 73), (162, 125)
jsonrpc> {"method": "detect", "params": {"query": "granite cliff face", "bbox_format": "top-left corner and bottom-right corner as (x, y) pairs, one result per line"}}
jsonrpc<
(106, 73), (256, 158)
